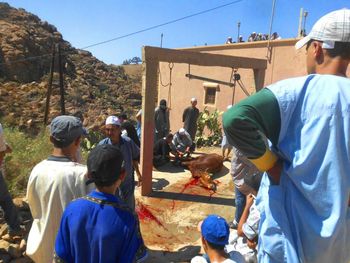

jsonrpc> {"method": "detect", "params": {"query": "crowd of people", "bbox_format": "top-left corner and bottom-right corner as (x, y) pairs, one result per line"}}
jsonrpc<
(226, 32), (281, 44)
(0, 8), (348, 263)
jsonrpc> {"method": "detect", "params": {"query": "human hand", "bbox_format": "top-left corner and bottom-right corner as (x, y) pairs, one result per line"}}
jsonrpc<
(246, 194), (254, 208)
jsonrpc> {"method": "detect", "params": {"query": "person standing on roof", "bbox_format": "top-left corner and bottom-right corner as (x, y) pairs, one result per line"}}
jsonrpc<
(223, 9), (350, 263)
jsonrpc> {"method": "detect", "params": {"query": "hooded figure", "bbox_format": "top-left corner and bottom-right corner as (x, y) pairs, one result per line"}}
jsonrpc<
(154, 99), (170, 142)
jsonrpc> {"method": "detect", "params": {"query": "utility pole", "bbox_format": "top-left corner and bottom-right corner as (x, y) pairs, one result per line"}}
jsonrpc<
(298, 8), (304, 37)
(160, 33), (163, 48)
(237, 21), (241, 42)
(43, 43), (66, 124)
(57, 43), (65, 115)
(266, 0), (277, 61)
(44, 45), (56, 125)
(302, 11), (308, 36)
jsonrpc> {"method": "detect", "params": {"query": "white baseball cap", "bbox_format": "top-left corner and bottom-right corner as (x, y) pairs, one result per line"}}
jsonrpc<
(179, 128), (186, 135)
(105, 116), (121, 126)
(295, 8), (350, 50)
(191, 97), (197, 102)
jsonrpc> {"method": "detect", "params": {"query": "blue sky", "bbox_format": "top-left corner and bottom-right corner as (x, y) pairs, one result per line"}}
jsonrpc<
(3, 0), (349, 65)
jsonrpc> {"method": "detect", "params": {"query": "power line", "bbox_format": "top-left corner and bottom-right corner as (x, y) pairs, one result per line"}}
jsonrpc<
(80, 0), (244, 49)
(0, 0), (244, 66)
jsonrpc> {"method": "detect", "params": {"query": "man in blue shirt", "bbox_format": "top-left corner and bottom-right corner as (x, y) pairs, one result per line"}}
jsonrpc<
(99, 115), (142, 211)
(54, 144), (147, 263)
(223, 9), (350, 263)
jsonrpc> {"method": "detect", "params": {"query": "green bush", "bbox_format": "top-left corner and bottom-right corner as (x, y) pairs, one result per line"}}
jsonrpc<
(195, 107), (223, 147)
(80, 129), (105, 159)
(3, 126), (52, 196)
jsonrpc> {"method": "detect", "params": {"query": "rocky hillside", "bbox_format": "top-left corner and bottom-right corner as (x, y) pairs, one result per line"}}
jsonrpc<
(0, 3), (142, 132)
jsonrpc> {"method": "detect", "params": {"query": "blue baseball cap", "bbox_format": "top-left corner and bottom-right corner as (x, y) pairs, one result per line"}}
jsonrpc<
(50, 115), (87, 147)
(201, 215), (229, 246)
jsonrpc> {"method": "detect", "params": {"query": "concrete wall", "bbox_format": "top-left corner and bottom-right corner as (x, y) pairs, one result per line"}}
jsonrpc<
(158, 39), (350, 133)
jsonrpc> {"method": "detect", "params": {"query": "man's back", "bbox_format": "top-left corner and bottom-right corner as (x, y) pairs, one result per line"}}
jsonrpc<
(26, 157), (89, 263)
(153, 138), (170, 156)
(258, 74), (350, 262)
(54, 191), (146, 263)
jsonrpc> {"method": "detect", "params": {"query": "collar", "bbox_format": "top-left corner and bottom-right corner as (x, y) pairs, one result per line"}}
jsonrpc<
(89, 190), (120, 203)
(107, 136), (125, 146)
(47, 155), (72, 162)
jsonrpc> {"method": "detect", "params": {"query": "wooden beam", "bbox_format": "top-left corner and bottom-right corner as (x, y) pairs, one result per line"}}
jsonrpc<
(186, 73), (234, 87)
(144, 46), (267, 69)
(254, 68), (266, 91)
(140, 52), (158, 196)
(140, 45), (267, 196)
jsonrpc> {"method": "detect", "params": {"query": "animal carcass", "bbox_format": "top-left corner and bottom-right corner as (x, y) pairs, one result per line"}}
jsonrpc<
(182, 153), (224, 190)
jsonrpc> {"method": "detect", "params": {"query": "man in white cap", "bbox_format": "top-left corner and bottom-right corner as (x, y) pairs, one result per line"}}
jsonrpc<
(182, 97), (200, 142)
(99, 116), (142, 211)
(172, 127), (193, 158)
(223, 9), (350, 263)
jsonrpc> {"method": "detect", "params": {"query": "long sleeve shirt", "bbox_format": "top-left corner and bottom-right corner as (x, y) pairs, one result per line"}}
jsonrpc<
(223, 88), (280, 171)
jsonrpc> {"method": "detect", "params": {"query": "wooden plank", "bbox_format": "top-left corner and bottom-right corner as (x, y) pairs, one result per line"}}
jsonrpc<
(144, 46), (267, 69)
(140, 54), (158, 196)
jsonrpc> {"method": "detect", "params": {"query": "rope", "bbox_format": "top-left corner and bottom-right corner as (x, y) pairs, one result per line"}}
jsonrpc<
(167, 62), (174, 108)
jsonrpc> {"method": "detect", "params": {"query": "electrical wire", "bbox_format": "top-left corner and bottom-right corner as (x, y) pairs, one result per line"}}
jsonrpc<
(0, 0), (244, 66)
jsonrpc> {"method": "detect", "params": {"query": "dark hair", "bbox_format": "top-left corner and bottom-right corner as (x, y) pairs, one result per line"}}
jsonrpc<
(206, 240), (225, 251)
(72, 111), (84, 121)
(327, 42), (350, 59)
(166, 133), (174, 140)
(93, 172), (123, 188)
(94, 180), (116, 188)
(51, 136), (77, 148)
(119, 113), (128, 120)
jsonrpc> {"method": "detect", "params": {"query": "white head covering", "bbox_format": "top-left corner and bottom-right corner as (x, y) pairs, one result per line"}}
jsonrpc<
(295, 9), (350, 50)
(105, 116), (121, 126)
(179, 128), (186, 135)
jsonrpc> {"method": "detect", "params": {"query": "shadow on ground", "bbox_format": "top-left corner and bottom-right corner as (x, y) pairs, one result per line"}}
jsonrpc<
(155, 162), (186, 173)
(149, 191), (234, 206)
(152, 178), (170, 191)
(144, 245), (201, 263)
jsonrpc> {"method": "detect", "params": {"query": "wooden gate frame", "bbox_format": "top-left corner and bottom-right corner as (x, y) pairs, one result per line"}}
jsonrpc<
(140, 46), (267, 196)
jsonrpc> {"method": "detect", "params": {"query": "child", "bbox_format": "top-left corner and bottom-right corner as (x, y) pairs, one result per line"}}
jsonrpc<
(54, 144), (147, 263)
(191, 215), (245, 263)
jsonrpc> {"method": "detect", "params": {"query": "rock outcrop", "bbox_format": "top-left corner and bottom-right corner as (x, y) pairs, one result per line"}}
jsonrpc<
(0, 3), (142, 132)
(0, 198), (32, 263)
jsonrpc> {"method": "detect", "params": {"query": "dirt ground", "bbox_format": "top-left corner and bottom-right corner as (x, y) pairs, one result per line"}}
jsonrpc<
(135, 147), (236, 263)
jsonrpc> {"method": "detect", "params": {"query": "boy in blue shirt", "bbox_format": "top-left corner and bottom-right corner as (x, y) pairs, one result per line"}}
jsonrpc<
(54, 144), (147, 263)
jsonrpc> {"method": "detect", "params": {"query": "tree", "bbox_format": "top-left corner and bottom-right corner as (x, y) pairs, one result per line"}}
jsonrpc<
(122, 59), (131, 65)
(131, 56), (142, 64)
(122, 57), (142, 65)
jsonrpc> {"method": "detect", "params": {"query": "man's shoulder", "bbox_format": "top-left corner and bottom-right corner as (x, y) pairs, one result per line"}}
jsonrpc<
(99, 137), (111, 145)
(267, 75), (311, 91)
(29, 159), (87, 182)
(68, 195), (137, 219)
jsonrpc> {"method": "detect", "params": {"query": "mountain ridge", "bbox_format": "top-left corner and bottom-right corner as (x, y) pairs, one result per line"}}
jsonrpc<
(0, 2), (142, 132)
